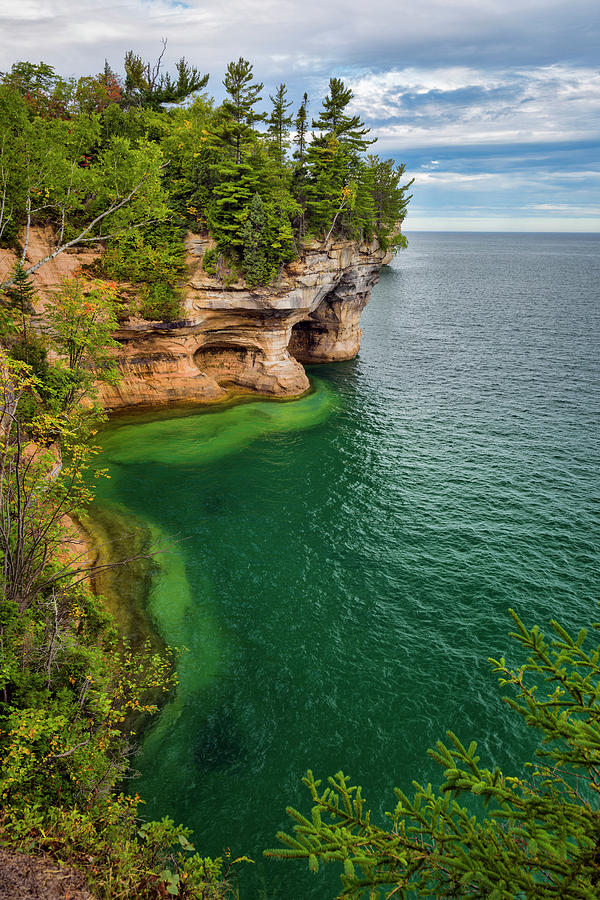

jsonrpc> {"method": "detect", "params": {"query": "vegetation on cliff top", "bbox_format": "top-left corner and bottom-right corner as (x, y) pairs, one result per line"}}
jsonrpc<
(0, 50), (412, 314)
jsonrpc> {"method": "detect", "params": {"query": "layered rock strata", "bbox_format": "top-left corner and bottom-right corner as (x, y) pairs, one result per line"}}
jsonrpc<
(99, 235), (393, 409)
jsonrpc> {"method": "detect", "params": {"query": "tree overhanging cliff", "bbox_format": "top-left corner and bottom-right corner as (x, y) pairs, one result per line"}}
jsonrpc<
(0, 51), (413, 411)
(0, 52), (412, 312)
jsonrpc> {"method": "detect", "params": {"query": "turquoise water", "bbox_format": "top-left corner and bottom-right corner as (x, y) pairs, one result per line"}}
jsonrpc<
(93, 232), (600, 899)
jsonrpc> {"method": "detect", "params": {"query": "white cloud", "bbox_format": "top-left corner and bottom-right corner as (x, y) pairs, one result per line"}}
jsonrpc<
(347, 64), (600, 151)
(532, 203), (600, 214)
(0, 0), (599, 81)
(412, 172), (498, 185)
(411, 166), (600, 199)
(1, 0), (598, 230)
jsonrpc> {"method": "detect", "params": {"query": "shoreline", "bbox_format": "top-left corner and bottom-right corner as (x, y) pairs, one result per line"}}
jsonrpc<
(103, 378), (314, 423)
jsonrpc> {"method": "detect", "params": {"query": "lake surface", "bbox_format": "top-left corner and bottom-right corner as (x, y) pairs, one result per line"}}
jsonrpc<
(93, 232), (600, 899)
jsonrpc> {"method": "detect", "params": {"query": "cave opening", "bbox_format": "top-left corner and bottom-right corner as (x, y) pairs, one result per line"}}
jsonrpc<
(193, 342), (263, 386)
(288, 317), (327, 361)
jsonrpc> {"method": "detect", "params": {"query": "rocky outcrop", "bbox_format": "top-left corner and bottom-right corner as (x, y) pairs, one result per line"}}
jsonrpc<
(101, 235), (392, 409)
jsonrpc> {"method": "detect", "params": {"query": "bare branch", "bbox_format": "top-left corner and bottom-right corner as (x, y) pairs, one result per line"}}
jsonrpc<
(0, 163), (167, 290)
(46, 730), (93, 761)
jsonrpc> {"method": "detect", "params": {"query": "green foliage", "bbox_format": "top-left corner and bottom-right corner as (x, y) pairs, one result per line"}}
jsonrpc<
(202, 247), (218, 274)
(1, 804), (234, 900)
(123, 44), (208, 110)
(294, 92), (309, 168)
(102, 224), (184, 321)
(1, 263), (38, 353)
(312, 77), (375, 154)
(103, 226), (185, 287)
(366, 156), (413, 248)
(44, 277), (120, 410)
(220, 57), (265, 165)
(0, 89), (172, 292)
(0, 348), (237, 898)
(139, 282), (180, 322)
(2, 61), (58, 98)
(268, 83), (293, 171)
(242, 193), (269, 287)
(209, 157), (260, 257)
(268, 608), (600, 898)
(0, 84), (30, 245)
(1, 53), (412, 296)
(0, 61), (74, 118)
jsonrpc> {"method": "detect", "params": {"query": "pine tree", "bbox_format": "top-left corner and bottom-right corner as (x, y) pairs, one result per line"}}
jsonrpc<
(267, 609), (600, 898)
(267, 83), (293, 172)
(368, 157), (412, 230)
(207, 59), (266, 262)
(312, 77), (375, 153)
(304, 135), (351, 238)
(4, 262), (37, 353)
(291, 93), (310, 234)
(304, 79), (376, 240)
(241, 193), (269, 287)
(209, 159), (259, 257)
(221, 58), (265, 164)
(294, 93), (309, 167)
(123, 43), (208, 110)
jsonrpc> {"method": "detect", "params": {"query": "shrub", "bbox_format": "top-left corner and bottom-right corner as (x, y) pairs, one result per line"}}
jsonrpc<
(202, 247), (217, 275)
(139, 282), (180, 322)
(103, 227), (185, 289)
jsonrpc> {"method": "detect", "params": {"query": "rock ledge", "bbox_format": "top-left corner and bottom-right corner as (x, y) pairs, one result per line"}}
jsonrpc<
(101, 235), (392, 409)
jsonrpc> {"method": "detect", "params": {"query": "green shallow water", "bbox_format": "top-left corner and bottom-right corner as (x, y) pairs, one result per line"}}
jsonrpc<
(92, 232), (600, 899)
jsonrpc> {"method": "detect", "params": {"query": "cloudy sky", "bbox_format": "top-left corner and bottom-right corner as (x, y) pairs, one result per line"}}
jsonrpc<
(1, 0), (599, 231)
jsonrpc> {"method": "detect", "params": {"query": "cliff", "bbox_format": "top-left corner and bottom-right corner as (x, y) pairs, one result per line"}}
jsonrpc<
(0, 230), (393, 410)
(101, 235), (393, 409)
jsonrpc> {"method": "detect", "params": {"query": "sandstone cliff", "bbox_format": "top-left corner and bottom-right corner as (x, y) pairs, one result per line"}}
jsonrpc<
(101, 235), (393, 409)
(0, 230), (393, 410)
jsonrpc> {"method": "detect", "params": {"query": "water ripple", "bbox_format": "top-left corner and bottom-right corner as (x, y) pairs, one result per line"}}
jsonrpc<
(95, 232), (599, 900)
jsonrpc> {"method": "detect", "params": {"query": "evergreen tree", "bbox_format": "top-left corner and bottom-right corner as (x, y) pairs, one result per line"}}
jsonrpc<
(241, 192), (269, 287)
(123, 42), (208, 109)
(220, 57), (265, 164)
(368, 156), (413, 234)
(268, 609), (600, 898)
(294, 93), (309, 161)
(293, 92), (309, 168)
(209, 159), (260, 257)
(267, 83), (293, 172)
(304, 135), (351, 238)
(4, 262), (37, 353)
(206, 59), (266, 261)
(291, 93), (310, 234)
(304, 78), (376, 240)
(312, 77), (375, 153)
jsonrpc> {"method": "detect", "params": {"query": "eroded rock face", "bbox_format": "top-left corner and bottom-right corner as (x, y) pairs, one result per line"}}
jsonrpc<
(101, 235), (393, 409)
